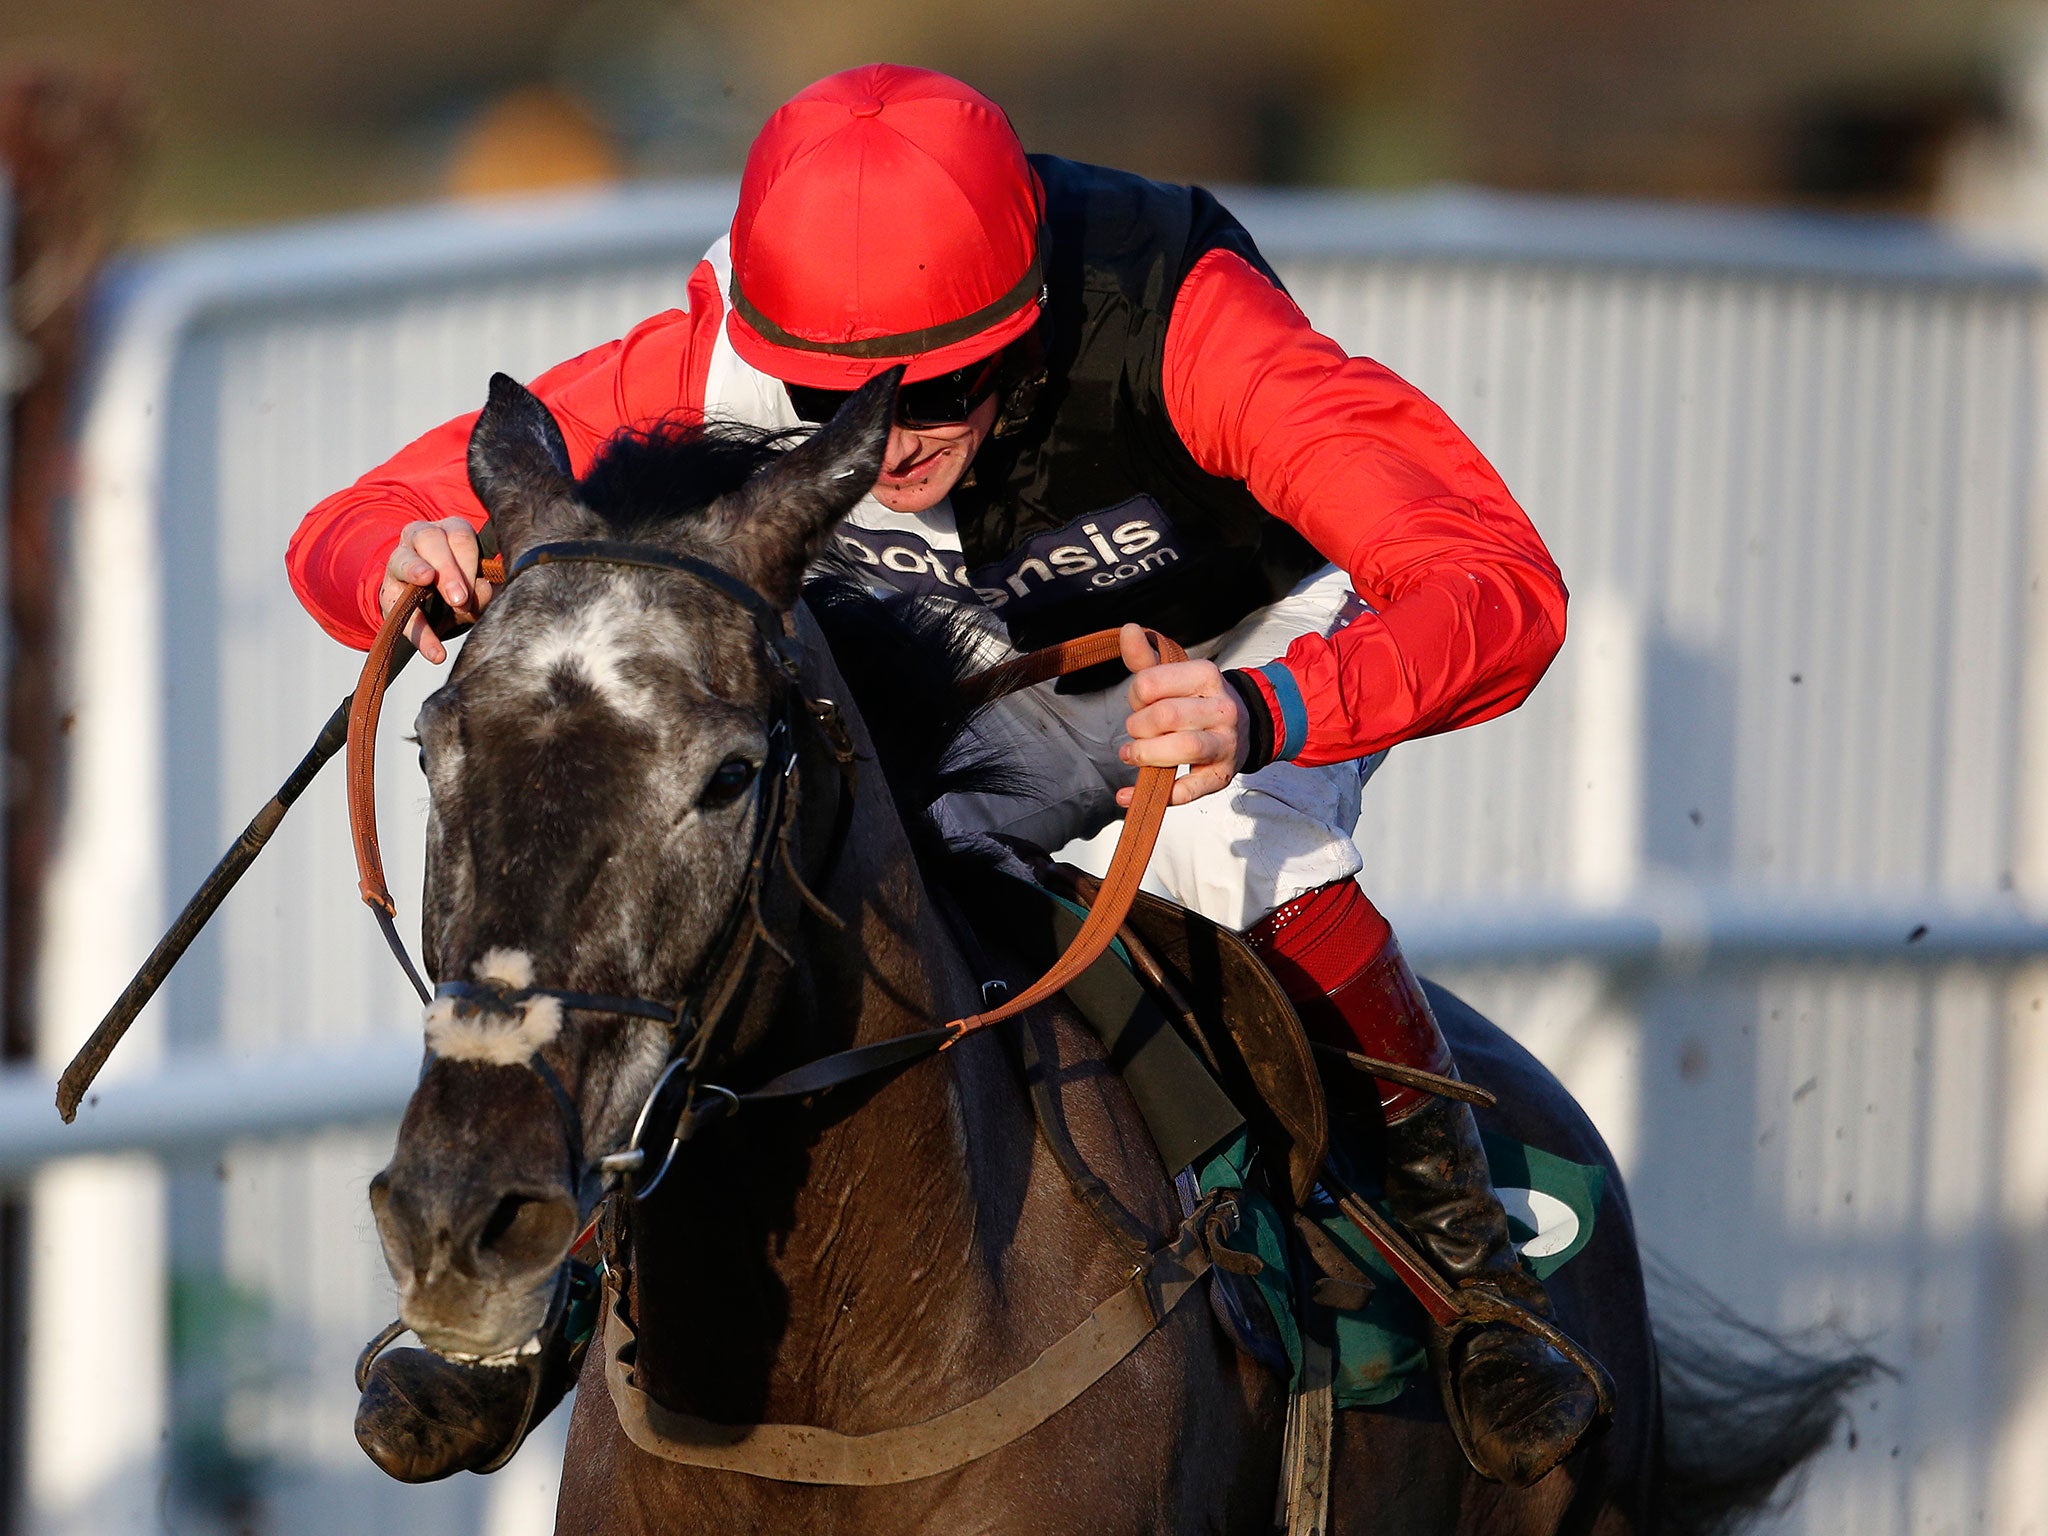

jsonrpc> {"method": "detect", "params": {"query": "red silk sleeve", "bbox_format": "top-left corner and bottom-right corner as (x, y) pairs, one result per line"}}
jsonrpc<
(1163, 248), (1567, 765)
(285, 258), (725, 649)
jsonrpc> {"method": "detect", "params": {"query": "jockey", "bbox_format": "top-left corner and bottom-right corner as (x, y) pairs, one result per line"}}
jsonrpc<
(296, 65), (1597, 1487)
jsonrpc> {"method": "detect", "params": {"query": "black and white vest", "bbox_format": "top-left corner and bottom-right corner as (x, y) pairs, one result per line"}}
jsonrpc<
(704, 155), (1325, 657)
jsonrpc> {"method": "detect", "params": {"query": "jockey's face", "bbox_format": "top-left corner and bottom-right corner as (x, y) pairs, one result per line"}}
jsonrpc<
(869, 391), (999, 514)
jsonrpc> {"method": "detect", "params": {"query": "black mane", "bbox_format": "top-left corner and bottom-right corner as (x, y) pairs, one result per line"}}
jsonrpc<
(575, 416), (1024, 854)
(575, 416), (802, 536)
(803, 573), (1030, 863)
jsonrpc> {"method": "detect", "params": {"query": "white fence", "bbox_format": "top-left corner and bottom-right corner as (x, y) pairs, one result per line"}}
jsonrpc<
(6, 180), (2048, 1536)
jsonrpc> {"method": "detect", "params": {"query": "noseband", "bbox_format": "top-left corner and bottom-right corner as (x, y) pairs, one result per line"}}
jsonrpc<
(347, 534), (1186, 1203)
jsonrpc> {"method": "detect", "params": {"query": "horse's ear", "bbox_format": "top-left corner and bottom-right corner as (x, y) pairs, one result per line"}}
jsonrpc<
(466, 373), (589, 559)
(708, 366), (900, 607)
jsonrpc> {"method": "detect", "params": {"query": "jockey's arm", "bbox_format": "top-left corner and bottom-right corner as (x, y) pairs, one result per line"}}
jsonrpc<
(1153, 248), (1569, 771)
(285, 259), (725, 656)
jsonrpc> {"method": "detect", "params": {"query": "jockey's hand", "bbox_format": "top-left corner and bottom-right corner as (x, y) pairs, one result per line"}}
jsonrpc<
(1115, 623), (1249, 808)
(380, 517), (494, 664)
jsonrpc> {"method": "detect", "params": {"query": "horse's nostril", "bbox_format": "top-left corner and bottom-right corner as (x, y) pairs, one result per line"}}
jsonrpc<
(368, 1171), (418, 1272)
(478, 1193), (525, 1251)
(473, 1191), (576, 1274)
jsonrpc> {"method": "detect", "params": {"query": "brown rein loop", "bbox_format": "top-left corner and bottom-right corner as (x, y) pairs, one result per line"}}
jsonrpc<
(347, 555), (505, 924)
(937, 628), (1186, 1042)
(347, 557), (506, 1002)
(345, 556), (1185, 1046)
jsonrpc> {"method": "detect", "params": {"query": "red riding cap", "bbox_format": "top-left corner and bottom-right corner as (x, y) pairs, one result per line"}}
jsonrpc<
(727, 64), (1045, 388)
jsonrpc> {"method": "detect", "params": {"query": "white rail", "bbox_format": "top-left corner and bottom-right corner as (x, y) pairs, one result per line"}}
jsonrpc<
(7, 888), (2042, 1177)
(0, 1038), (418, 1175)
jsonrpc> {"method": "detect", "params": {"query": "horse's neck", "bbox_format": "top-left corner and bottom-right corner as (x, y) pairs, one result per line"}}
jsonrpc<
(623, 730), (1037, 1426)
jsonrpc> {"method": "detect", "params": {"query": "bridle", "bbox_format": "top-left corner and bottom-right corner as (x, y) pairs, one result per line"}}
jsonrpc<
(347, 534), (1186, 1203)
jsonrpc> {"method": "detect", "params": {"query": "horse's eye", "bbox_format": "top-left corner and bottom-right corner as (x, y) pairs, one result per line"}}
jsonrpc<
(699, 757), (758, 809)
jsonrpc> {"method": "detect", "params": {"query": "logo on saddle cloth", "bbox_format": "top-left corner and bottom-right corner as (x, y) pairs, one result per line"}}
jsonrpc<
(830, 496), (1184, 616)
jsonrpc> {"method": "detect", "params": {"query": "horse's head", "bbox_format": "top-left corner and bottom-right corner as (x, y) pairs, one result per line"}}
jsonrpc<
(369, 369), (894, 1360)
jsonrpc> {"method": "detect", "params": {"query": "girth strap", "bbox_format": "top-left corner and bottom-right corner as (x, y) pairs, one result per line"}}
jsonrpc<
(603, 1197), (1218, 1484)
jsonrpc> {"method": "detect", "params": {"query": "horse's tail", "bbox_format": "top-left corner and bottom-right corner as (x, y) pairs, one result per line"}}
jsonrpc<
(1647, 1259), (1886, 1536)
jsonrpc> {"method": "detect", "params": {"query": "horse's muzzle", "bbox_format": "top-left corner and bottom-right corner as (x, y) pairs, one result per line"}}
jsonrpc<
(370, 1058), (585, 1358)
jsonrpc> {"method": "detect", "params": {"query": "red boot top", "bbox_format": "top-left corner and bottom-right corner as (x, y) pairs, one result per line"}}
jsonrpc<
(1247, 879), (1451, 1122)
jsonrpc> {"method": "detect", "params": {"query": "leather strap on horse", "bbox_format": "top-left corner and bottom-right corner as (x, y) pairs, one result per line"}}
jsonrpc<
(602, 1195), (1218, 1484)
(347, 556), (505, 924)
(346, 561), (1185, 1044)
(936, 627), (1186, 1041)
(639, 630), (1195, 1118)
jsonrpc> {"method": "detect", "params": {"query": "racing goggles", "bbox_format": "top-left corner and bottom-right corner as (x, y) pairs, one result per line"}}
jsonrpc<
(786, 350), (1004, 430)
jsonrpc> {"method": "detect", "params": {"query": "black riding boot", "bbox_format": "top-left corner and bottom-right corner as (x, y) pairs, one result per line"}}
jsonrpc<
(1380, 1091), (1603, 1486)
(353, 1260), (595, 1482)
(1250, 878), (1604, 1487)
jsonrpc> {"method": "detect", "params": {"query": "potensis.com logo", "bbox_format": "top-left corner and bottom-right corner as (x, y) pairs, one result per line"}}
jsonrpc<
(831, 497), (1184, 618)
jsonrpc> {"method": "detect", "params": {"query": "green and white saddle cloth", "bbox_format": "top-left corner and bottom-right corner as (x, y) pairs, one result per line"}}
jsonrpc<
(1197, 1129), (1606, 1407)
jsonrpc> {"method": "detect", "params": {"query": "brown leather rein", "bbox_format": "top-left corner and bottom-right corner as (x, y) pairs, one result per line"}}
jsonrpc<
(347, 539), (1187, 1193)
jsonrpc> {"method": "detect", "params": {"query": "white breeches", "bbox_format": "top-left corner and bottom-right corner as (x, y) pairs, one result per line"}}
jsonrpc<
(933, 565), (1387, 932)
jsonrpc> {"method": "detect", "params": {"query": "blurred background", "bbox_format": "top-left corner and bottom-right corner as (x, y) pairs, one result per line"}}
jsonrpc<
(8, 3), (2048, 1536)
(6, 0), (2048, 234)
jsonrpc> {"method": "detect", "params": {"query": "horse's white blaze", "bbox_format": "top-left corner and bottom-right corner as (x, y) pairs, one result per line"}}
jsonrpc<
(521, 593), (693, 720)
(524, 604), (640, 714)
(424, 947), (563, 1065)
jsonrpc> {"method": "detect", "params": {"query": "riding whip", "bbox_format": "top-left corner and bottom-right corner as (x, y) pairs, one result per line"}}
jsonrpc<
(56, 527), (498, 1122)
(52, 675), (396, 1122)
